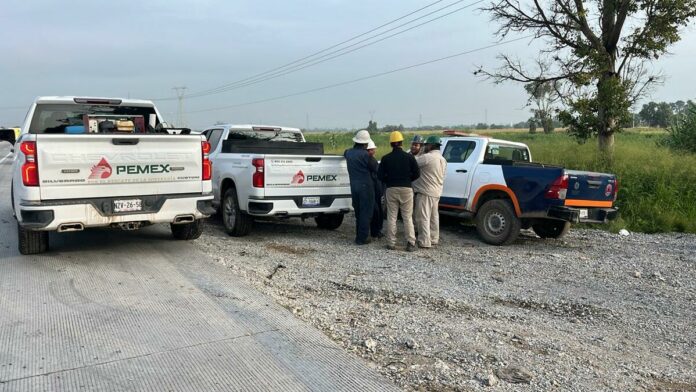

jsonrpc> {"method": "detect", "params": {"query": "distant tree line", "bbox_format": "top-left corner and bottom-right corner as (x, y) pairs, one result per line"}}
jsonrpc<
(638, 100), (695, 128)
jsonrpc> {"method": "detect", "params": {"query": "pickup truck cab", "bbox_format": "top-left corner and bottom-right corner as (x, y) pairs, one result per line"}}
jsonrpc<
(2, 96), (214, 254)
(438, 132), (618, 245)
(202, 124), (352, 236)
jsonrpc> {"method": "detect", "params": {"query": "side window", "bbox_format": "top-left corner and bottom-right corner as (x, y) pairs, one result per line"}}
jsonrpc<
(443, 141), (475, 163)
(207, 129), (224, 152)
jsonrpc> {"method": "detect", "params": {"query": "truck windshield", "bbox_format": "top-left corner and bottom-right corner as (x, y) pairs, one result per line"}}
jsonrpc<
(29, 104), (159, 134)
(485, 143), (530, 162)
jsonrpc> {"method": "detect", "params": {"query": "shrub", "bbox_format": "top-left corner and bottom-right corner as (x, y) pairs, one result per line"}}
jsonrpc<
(661, 102), (696, 153)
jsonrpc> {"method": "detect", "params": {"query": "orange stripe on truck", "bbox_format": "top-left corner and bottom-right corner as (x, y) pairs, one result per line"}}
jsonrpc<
(471, 185), (522, 216)
(564, 199), (613, 207)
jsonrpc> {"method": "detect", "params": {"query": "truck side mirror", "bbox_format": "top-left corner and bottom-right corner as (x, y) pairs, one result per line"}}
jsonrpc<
(0, 129), (16, 145)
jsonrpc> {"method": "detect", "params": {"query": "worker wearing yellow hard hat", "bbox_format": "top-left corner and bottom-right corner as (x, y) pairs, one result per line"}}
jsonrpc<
(377, 131), (421, 251)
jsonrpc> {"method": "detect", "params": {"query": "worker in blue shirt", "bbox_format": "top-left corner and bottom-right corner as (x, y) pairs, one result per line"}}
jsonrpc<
(344, 130), (378, 245)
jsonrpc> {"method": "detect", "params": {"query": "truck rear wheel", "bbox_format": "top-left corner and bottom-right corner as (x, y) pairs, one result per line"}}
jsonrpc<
(222, 187), (253, 236)
(475, 199), (521, 246)
(18, 224), (49, 255)
(532, 219), (571, 239)
(171, 220), (202, 240)
(315, 213), (344, 230)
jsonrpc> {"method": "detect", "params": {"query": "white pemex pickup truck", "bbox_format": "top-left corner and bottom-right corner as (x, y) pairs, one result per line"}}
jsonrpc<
(1, 96), (215, 255)
(202, 124), (352, 236)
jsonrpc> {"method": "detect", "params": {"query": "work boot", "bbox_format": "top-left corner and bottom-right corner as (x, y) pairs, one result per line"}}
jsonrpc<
(386, 244), (397, 250)
(406, 243), (417, 252)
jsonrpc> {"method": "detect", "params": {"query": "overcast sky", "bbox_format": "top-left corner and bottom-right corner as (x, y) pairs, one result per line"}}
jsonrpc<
(1, 0), (695, 129)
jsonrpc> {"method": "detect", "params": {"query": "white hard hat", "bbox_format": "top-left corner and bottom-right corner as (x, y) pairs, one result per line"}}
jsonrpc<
(367, 140), (377, 150)
(353, 129), (371, 144)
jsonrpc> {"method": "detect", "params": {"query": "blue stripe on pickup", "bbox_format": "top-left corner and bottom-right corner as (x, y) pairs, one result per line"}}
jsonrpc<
(440, 196), (467, 208)
(501, 165), (565, 215)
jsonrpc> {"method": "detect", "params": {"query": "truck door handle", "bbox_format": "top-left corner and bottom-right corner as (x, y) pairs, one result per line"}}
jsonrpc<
(456, 169), (468, 173)
(112, 138), (140, 145)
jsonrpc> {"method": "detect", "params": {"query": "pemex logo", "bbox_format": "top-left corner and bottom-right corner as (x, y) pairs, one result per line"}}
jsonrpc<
(89, 158), (113, 179)
(291, 170), (305, 185)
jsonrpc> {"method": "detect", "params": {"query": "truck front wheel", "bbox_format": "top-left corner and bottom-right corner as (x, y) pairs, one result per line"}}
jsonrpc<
(171, 220), (202, 240)
(532, 219), (570, 239)
(315, 213), (344, 230)
(222, 187), (253, 236)
(18, 224), (49, 255)
(475, 199), (521, 246)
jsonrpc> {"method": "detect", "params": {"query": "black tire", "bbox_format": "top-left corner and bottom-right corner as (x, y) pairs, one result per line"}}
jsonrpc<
(532, 219), (571, 239)
(18, 223), (49, 255)
(475, 199), (521, 246)
(221, 187), (253, 236)
(315, 213), (344, 230)
(171, 220), (202, 240)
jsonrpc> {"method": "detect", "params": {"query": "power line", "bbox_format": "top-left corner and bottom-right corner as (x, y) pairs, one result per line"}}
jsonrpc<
(185, 36), (532, 115)
(178, 0), (482, 100)
(152, 0), (480, 101)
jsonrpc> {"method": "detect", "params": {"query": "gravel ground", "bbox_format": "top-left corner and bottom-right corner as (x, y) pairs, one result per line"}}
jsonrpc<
(196, 215), (695, 392)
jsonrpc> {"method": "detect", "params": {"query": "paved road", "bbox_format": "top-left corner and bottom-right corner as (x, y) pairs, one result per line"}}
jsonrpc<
(0, 144), (397, 391)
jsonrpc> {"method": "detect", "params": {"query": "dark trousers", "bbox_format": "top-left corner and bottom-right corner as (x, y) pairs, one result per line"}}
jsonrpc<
(351, 182), (375, 244)
(371, 185), (384, 236)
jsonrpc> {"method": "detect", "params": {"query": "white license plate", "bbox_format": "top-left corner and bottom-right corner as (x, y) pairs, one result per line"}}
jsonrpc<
(114, 199), (142, 213)
(579, 209), (589, 219)
(302, 196), (320, 207)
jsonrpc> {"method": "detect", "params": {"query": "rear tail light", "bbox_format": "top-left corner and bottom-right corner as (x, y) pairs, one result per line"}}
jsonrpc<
(545, 174), (568, 200)
(201, 141), (212, 181)
(20, 141), (39, 186)
(613, 178), (619, 201)
(252, 158), (264, 188)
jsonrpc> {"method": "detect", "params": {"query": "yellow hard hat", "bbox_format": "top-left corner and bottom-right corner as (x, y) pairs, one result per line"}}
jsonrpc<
(389, 131), (404, 143)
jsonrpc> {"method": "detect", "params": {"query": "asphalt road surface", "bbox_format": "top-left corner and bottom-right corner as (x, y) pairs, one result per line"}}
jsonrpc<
(0, 143), (397, 392)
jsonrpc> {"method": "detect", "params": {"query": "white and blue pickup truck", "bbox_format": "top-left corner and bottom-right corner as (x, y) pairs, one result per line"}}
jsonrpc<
(202, 124), (352, 236)
(1, 96), (215, 255)
(437, 131), (618, 245)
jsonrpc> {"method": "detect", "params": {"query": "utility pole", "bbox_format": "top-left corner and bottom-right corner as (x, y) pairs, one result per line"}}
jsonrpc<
(172, 86), (187, 127)
(306, 113), (310, 130)
(369, 110), (376, 121)
(484, 108), (488, 125)
(418, 114), (422, 129)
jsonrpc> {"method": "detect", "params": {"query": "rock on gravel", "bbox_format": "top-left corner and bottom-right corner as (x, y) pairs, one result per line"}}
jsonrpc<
(196, 214), (696, 391)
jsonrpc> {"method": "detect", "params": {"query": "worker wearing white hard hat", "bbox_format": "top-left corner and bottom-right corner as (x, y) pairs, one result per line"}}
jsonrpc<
(353, 129), (371, 144)
(344, 130), (378, 245)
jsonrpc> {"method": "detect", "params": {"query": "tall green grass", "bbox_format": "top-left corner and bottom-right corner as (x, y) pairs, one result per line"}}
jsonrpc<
(306, 130), (696, 233)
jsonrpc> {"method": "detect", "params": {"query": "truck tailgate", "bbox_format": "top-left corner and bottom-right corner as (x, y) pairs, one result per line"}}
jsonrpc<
(263, 155), (350, 196)
(36, 134), (204, 200)
(565, 170), (617, 207)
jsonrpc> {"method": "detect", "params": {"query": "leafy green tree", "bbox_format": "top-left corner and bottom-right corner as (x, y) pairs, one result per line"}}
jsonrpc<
(639, 101), (673, 127)
(366, 120), (378, 134)
(479, 1), (696, 157)
(661, 101), (696, 152)
(525, 81), (558, 134)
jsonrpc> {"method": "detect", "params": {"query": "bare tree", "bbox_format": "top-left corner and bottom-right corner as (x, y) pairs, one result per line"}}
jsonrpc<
(478, 0), (696, 155)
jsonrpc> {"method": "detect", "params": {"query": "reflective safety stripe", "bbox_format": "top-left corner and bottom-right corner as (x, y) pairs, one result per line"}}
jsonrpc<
(564, 199), (613, 207)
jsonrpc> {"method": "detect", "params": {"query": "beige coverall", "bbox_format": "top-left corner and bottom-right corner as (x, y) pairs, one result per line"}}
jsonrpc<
(413, 150), (447, 247)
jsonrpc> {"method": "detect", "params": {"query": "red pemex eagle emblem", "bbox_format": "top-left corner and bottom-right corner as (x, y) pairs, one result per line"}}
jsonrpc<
(291, 170), (305, 185)
(89, 158), (113, 179)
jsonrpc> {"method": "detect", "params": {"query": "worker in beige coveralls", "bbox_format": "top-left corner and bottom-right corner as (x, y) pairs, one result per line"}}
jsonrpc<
(413, 135), (447, 248)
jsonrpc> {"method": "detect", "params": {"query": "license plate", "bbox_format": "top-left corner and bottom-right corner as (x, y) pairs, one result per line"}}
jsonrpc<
(114, 199), (142, 213)
(302, 196), (320, 207)
(579, 209), (589, 219)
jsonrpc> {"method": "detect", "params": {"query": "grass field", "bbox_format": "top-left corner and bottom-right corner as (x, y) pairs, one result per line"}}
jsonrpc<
(306, 129), (696, 234)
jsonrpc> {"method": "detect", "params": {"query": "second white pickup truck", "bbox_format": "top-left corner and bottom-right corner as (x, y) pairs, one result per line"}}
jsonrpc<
(3, 96), (215, 255)
(202, 125), (352, 236)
